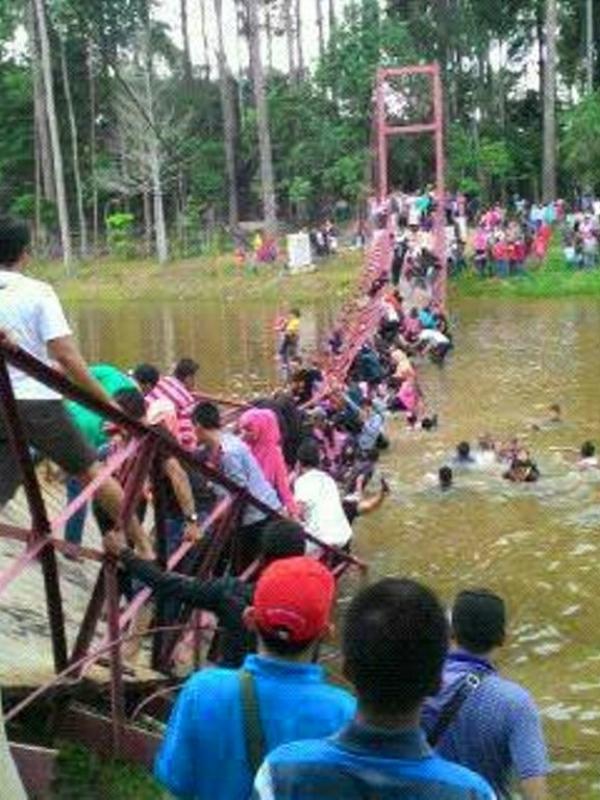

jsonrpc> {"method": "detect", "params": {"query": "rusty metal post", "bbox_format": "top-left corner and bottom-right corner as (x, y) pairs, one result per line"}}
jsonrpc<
(432, 62), (447, 307)
(70, 567), (107, 670)
(105, 560), (125, 755)
(150, 448), (169, 671)
(70, 437), (155, 668)
(0, 356), (68, 671)
(376, 68), (388, 202)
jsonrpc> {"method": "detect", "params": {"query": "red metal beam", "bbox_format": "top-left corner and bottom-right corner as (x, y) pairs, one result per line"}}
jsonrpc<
(383, 123), (437, 136)
(0, 356), (68, 672)
(105, 562), (126, 755)
(10, 742), (57, 799)
(58, 706), (162, 770)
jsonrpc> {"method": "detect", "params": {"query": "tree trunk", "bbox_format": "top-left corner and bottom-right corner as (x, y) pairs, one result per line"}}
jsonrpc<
(315, 0), (325, 59)
(328, 0), (336, 37)
(295, 0), (304, 78)
(282, 0), (296, 80)
(542, 0), (557, 203)
(199, 0), (211, 80)
(586, 0), (594, 93)
(143, 16), (169, 264)
(88, 41), (99, 254)
(265, 2), (274, 72)
(59, 35), (88, 259)
(214, 0), (239, 227)
(247, 0), (277, 231)
(143, 184), (152, 257)
(181, 0), (193, 86)
(33, 0), (72, 271)
(28, 0), (54, 203)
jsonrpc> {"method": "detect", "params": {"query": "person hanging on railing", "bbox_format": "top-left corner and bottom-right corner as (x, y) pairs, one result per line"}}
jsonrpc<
(63, 363), (137, 551)
(103, 518), (307, 669)
(0, 217), (152, 559)
(146, 357), (200, 451)
(192, 401), (283, 573)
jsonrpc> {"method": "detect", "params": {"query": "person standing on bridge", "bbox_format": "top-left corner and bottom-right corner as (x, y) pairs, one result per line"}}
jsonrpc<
(0, 217), (152, 559)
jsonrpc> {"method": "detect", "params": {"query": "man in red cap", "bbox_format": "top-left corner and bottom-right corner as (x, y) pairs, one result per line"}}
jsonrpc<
(154, 557), (356, 800)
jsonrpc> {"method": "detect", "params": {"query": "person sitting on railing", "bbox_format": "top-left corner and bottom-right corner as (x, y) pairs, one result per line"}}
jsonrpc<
(0, 217), (152, 560)
(104, 518), (306, 669)
(153, 557), (355, 800)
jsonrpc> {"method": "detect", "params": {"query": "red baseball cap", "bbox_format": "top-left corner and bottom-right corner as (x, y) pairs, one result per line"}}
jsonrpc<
(253, 557), (335, 644)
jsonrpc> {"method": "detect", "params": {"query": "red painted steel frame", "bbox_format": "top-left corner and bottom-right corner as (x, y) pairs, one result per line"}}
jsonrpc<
(375, 63), (447, 305)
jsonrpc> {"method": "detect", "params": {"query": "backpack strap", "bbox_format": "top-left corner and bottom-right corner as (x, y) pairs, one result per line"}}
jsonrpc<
(427, 670), (488, 748)
(239, 669), (266, 775)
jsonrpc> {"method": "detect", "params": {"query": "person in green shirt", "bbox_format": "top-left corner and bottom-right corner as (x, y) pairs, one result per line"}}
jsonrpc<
(64, 364), (135, 546)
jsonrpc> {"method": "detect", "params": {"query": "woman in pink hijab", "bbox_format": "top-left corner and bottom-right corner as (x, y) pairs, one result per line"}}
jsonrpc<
(239, 408), (297, 514)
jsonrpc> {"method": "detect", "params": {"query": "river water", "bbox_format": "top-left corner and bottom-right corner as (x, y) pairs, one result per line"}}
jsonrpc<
(68, 295), (600, 797)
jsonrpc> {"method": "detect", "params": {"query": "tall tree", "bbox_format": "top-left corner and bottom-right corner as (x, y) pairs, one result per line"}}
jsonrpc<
(199, 0), (211, 79)
(295, 0), (304, 78)
(586, 0), (594, 93)
(32, 0), (72, 270)
(542, 0), (557, 201)
(87, 41), (99, 253)
(282, 0), (296, 79)
(142, 10), (169, 263)
(315, 0), (325, 59)
(28, 0), (54, 205)
(180, 0), (193, 85)
(59, 34), (88, 258)
(247, 0), (277, 230)
(328, 0), (336, 37)
(214, 0), (239, 227)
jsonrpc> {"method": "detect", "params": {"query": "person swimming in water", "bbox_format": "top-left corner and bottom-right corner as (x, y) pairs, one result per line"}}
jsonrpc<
(531, 403), (562, 431)
(503, 448), (540, 483)
(438, 466), (453, 491)
(453, 441), (475, 466)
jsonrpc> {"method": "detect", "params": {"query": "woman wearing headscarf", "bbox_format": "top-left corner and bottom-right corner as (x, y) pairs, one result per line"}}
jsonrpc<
(239, 408), (297, 515)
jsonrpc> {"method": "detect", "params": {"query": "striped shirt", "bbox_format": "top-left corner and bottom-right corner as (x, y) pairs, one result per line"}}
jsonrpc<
(147, 376), (197, 451)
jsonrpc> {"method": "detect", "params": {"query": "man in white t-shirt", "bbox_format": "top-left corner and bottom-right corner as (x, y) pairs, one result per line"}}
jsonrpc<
(294, 439), (353, 556)
(0, 217), (151, 557)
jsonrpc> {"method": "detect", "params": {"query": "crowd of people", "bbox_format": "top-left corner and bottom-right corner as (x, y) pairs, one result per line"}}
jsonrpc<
(0, 212), (561, 800)
(371, 187), (600, 283)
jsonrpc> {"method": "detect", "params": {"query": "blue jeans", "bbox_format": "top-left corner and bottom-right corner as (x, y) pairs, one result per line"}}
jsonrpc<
(65, 477), (88, 545)
(496, 260), (509, 278)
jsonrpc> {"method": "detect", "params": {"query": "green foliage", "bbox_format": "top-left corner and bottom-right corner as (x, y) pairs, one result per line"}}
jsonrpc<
(562, 92), (600, 192)
(106, 212), (136, 259)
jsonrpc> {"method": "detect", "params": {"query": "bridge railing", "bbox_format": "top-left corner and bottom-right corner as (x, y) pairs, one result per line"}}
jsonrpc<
(0, 225), (394, 766)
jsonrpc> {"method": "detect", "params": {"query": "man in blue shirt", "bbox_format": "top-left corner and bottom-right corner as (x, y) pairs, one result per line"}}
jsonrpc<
(253, 578), (495, 799)
(154, 557), (355, 799)
(422, 590), (548, 800)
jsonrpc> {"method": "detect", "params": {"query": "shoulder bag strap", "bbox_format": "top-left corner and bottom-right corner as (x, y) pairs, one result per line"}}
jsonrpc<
(427, 670), (489, 748)
(239, 669), (267, 775)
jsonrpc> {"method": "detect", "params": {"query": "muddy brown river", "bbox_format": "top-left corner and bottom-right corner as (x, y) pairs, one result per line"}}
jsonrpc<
(65, 295), (600, 796)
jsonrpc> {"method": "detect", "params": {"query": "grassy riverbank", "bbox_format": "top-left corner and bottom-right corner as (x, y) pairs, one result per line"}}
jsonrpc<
(36, 250), (363, 305)
(451, 242), (600, 299)
(51, 745), (169, 799)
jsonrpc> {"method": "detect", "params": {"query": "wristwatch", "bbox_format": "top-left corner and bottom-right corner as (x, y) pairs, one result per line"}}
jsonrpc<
(185, 513), (199, 524)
